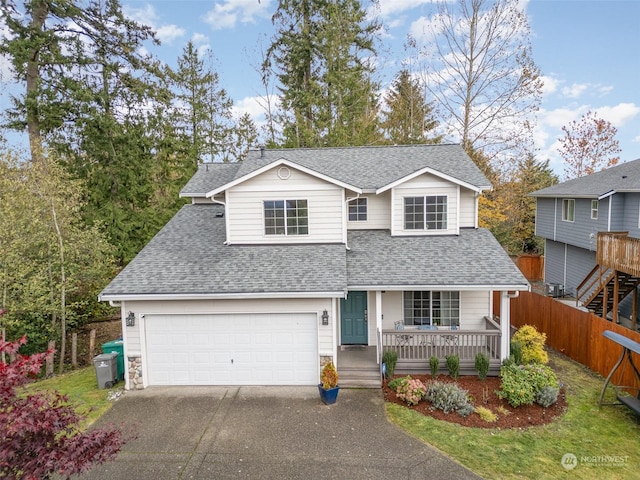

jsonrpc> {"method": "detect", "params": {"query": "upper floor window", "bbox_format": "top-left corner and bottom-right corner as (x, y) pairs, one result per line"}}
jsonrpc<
(348, 198), (367, 221)
(591, 200), (598, 220)
(562, 199), (575, 222)
(264, 200), (308, 235)
(404, 196), (447, 230)
(403, 291), (460, 327)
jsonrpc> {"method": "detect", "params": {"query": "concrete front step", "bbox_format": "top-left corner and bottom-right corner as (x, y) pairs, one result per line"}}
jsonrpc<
(338, 368), (382, 389)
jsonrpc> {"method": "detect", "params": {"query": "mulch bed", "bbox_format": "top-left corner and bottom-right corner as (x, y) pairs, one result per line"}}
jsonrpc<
(383, 374), (567, 429)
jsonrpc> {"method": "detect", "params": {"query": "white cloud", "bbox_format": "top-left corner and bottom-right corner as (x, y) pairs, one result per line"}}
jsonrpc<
(540, 75), (559, 96)
(596, 103), (640, 127)
(633, 135), (640, 143)
(124, 4), (184, 44)
(597, 85), (614, 97)
(203, 0), (271, 30)
(561, 83), (589, 99)
(155, 24), (185, 44)
(376, 0), (433, 17)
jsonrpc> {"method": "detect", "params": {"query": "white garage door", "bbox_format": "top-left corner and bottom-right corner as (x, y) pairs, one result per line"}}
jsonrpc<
(144, 313), (318, 386)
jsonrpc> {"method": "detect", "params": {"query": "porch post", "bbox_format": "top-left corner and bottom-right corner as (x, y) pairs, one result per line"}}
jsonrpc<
(500, 291), (511, 362)
(375, 291), (382, 365)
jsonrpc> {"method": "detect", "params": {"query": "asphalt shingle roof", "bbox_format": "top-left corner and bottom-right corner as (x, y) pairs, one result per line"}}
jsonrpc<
(182, 144), (491, 196)
(346, 229), (529, 288)
(100, 204), (347, 297)
(100, 205), (527, 299)
(530, 158), (640, 198)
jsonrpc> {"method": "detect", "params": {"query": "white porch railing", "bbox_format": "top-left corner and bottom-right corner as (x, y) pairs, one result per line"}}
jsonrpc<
(381, 318), (502, 375)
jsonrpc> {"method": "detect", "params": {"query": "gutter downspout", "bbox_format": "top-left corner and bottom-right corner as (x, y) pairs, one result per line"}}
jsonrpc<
(344, 193), (361, 251)
(210, 197), (230, 245)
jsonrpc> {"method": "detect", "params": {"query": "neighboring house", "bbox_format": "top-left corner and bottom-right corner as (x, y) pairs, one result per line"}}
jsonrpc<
(530, 158), (640, 324)
(99, 144), (529, 389)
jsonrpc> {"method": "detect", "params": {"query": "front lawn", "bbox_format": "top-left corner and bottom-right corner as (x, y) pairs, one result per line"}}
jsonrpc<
(26, 367), (122, 427)
(386, 349), (640, 479)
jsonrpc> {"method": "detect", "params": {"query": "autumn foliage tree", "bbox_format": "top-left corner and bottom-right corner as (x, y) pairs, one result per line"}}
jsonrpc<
(0, 337), (125, 479)
(558, 110), (621, 180)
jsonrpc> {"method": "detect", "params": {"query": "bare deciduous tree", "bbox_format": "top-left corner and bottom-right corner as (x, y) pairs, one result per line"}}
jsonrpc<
(410, 0), (542, 168)
(558, 110), (621, 180)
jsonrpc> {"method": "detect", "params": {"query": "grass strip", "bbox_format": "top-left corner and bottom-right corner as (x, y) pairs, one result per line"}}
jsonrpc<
(386, 350), (640, 479)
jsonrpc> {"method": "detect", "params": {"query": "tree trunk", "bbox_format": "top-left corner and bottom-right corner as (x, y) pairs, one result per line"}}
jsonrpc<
(46, 340), (55, 377)
(89, 329), (96, 363)
(71, 333), (77, 367)
(26, 0), (48, 163)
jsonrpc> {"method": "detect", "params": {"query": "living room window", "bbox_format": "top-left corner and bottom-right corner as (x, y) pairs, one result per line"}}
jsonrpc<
(348, 197), (367, 221)
(591, 200), (598, 220)
(403, 291), (460, 327)
(264, 199), (308, 235)
(562, 199), (575, 222)
(404, 195), (447, 230)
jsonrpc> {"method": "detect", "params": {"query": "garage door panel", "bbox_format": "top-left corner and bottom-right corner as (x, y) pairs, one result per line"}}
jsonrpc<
(145, 313), (318, 386)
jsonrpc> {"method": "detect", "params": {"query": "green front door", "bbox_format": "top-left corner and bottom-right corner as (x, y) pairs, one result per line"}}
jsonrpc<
(340, 291), (368, 345)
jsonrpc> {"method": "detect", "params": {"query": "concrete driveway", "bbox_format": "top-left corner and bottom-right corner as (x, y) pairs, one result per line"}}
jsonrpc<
(78, 387), (482, 480)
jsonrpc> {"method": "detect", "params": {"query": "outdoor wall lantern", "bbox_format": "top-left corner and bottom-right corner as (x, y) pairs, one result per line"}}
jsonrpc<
(126, 311), (135, 327)
(321, 309), (329, 326)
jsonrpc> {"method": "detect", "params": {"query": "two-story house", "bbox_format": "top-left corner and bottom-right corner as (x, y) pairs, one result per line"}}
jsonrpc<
(531, 158), (640, 325)
(99, 144), (529, 390)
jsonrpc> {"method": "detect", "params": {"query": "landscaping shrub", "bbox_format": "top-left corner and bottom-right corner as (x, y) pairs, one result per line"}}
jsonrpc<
(429, 356), (439, 378)
(475, 406), (498, 423)
(382, 350), (398, 379)
(535, 385), (560, 408)
(474, 352), (490, 380)
(510, 341), (523, 365)
(497, 363), (559, 407)
(511, 325), (548, 364)
(395, 377), (426, 406)
(387, 376), (407, 392)
(445, 354), (460, 379)
(425, 381), (474, 417)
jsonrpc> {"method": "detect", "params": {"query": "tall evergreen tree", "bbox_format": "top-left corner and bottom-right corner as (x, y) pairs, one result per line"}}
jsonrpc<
(171, 42), (258, 163)
(381, 70), (441, 145)
(264, 0), (381, 147)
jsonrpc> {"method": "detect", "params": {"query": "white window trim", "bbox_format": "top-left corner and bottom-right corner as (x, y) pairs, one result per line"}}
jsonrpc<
(562, 198), (575, 222)
(263, 199), (309, 236)
(591, 199), (598, 220)
(403, 195), (448, 231)
(403, 291), (460, 327)
(347, 197), (367, 222)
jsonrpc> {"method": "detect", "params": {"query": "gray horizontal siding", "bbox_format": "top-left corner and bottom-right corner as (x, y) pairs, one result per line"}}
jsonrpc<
(535, 198), (556, 238)
(544, 239), (565, 286)
(544, 239), (596, 297)
(622, 192), (640, 238)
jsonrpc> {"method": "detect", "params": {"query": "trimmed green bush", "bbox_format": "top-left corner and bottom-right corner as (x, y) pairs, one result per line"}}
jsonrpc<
(388, 376), (408, 392)
(510, 341), (523, 365)
(382, 350), (398, 379)
(496, 363), (559, 407)
(535, 385), (560, 408)
(429, 356), (439, 378)
(445, 354), (460, 379)
(425, 381), (474, 417)
(475, 352), (490, 380)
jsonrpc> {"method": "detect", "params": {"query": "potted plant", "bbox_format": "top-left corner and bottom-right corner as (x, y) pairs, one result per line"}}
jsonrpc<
(318, 361), (339, 405)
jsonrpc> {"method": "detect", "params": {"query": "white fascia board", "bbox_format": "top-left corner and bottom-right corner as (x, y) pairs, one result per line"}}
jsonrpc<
(347, 284), (530, 292)
(375, 166), (487, 195)
(598, 190), (616, 200)
(205, 159), (362, 197)
(99, 291), (346, 302)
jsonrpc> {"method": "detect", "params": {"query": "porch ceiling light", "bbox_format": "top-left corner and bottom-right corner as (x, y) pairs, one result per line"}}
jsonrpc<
(321, 309), (329, 326)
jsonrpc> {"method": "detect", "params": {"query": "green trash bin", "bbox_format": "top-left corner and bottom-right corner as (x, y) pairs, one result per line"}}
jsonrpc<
(101, 339), (124, 381)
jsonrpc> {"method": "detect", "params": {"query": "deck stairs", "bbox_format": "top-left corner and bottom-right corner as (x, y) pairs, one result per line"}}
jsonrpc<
(578, 266), (640, 317)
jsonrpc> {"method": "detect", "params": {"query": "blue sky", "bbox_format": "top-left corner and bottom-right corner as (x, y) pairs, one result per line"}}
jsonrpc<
(5, 0), (640, 175)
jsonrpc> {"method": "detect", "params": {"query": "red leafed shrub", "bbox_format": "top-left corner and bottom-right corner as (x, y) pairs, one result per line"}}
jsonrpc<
(0, 336), (126, 479)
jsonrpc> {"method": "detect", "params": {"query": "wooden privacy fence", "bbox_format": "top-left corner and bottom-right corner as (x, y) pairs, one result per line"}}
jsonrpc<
(510, 291), (640, 391)
(510, 254), (544, 282)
